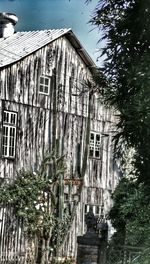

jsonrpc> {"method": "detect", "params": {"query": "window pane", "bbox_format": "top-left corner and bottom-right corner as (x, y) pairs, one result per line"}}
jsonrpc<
(4, 112), (9, 123)
(96, 206), (100, 215)
(89, 206), (93, 212)
(9, 146), (14, 157)
(96, 134), (100, 142)
(3, 126), (8, 137)
(40, 77), (44, 84)
(95, 146), (100, 151)
(3, 146), (7, 156)
(10, 127), (13, 136)
(90, 145), (94, 150)
(2, 126), (8, 156)
(45, 78), (49, 85)
(85, 204), (88, 214)
(9, 147), (12, 157)
(3, 136), (8, 146)
(96, 141), (101, 146)
(11, 113), (16, 125)
(90, 133), (94, 140)
(44, 86), (48, 94)
(95, 150), (100, 158)
(39, 85), (43, 92)
(90, 149), (94, 157)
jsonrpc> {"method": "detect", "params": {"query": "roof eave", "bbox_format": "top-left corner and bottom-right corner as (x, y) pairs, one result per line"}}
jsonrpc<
(66, 30), (97, 70)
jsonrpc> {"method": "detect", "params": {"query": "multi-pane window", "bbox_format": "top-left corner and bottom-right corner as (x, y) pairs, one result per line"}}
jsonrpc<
(89, 132), (101, 158)
(2, 111), (17, 158)
(39, 76), (50, 95)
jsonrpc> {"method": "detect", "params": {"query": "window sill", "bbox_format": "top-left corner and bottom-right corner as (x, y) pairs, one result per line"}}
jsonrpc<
(39, 92), (49, 96)
(1, 156), (15, 160)
(89, 156), (101, 160)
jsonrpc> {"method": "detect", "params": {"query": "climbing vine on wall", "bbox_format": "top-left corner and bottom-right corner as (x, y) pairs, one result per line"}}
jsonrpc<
(0, 153), (71, 262)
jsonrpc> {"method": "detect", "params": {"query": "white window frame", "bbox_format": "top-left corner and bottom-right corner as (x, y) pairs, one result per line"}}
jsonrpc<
(89, 131), (101, 159)
(2, 110), (17, 158)
(39, 76), (50, 95)
(84, 204), (101, 217)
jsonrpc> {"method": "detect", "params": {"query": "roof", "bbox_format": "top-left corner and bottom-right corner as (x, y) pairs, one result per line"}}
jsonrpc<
(0, 28), (96, 69)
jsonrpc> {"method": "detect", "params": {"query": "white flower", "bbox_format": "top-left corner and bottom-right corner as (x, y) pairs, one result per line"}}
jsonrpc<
(35, 204), (40, 210)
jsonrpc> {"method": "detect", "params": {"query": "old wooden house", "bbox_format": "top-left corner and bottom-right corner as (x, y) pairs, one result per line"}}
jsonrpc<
(0, 13), (119, 262)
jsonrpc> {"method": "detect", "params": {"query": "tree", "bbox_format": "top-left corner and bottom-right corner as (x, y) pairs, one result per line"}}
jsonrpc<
(108, 177), (150, 264)
(88, 0), (150, 262)
(90, 0), (150, 184)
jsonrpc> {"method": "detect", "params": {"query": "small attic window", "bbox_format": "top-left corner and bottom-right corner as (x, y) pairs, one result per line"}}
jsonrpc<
(39, 76), (50, 95)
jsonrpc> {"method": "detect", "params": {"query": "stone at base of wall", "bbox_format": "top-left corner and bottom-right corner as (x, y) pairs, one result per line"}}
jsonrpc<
(77, 233), (107, 264)
(77, 244), (99, 264)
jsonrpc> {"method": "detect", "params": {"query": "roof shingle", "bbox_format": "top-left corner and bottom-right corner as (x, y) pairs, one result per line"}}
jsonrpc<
(0, 29), (70, 67)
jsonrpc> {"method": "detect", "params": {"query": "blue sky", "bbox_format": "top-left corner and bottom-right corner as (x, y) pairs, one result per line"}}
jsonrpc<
(0, 0), (103, 65)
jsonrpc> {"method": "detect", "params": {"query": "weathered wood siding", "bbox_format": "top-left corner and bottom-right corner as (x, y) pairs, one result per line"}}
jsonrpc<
(0, 36), (118, 259)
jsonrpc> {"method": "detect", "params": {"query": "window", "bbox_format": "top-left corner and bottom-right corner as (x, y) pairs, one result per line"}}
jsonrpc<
(39, 76), (50, 95)
(2, 111), (17, 158)
(84, 204), (101, 217)
(89, 131), (101, 158)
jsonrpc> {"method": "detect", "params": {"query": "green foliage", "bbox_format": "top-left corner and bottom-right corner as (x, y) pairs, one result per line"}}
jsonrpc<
(108, 177), (150, 263)
(89, 1), (150, 262)
(109, 178), (135, 230)
(132, 248), (150, 264)
(51, 209), (71, 251)
(0, 152), (71, 259)
(121, 184), (150, 248)
(90, 0), (150, 184)
(0, 153), (64, 235)
(0, 169), (54, 234)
